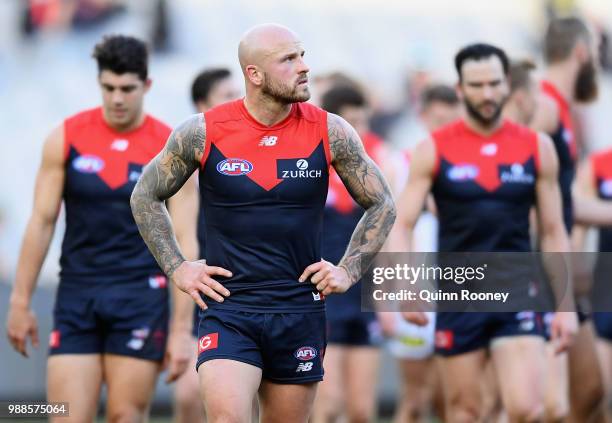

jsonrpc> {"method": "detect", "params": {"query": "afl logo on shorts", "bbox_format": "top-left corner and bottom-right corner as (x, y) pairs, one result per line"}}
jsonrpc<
(294, 346), (317, 361)
(73, 155), (105, 173)
(216, 158), (253, 176)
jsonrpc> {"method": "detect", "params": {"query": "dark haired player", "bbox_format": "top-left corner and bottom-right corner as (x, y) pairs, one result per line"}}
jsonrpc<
(400, 43), (577, 423)
(172, 67), (239, 423)
(6, 35), (191, 422)
(130, 24), (395, 423)
(532, 17), (608, 423)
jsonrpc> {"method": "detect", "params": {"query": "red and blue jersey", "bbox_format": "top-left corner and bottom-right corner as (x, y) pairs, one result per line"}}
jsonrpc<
(432, 119), (540, 252)
(592, 148), (612, 252)
(541, 80), (576, 233)
(61, 107), (171, 281)
(199, 99), (330, 312)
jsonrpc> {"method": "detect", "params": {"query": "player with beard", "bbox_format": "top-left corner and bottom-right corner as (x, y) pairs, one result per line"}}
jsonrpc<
(400, 43), (577, 423)
(130, 24), (396, 423)
(531, 17), (608, 423)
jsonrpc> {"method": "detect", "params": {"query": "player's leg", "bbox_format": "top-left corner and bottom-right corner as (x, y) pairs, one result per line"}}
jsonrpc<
(311, 344), (345, 423)
(173, 342), (204, 423)
(47, 355), (103, 423)
(344, 346), (380, 423)
(393, 358), (435, 423)
(568, 320), (608, 423)
(104, 354), (161, 423)
(174, 308), (204, 423)
(491, 336), (547, 423)
(258, 381), (318, 423)
(543, 344), (569, 422)
(480, 359), (505, 423)
(435, 312), (491, 423)
(437, 350), (488, 423)
(101, 276), (169, 422)
(388, 312), (437, 423)
(199, 359), (262, 422)
(47, 282), (105, 423)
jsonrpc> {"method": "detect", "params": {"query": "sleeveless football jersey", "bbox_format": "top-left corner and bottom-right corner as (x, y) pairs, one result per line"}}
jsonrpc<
(61, 107), (171, 281)
(541, 80), (576, 232)
(200, 99), (330, 312)
(432, 119), (540, 253)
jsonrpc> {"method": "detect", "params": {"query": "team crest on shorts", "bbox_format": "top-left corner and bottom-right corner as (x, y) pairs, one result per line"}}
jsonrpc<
(49, 330), (61, 348)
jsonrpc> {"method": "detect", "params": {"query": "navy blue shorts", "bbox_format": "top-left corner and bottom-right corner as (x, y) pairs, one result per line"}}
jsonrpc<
(594, 312), (612, 342)
(196, 308), (327, 384)
(49, 275), (169, 361)
(192, 306), (200, 337)
(435, 312), (545, 356)
(327, 312), (383, 347)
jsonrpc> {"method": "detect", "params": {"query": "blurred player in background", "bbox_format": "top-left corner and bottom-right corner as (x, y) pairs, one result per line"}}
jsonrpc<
(311, 83), (392, 423)
(401, 43), (577, 423)
(6, 35), (192, 422)
(172, 67), (239, 423)
(130, 24), (396, 423)
(387, 84), (460, 423)
(532, 16), (608, 423)
(574, 147), (612, 414)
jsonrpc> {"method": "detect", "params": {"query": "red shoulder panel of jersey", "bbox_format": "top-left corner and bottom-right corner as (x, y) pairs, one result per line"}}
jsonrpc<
(203, 99), (329, 191)
(64, 107), (170, 189)
(541, 80), (576, 158)
(433, 119), (539, 192)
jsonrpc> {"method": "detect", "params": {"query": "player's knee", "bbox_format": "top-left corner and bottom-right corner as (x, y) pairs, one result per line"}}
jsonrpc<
(446, 398), (481, 423)
(107, 406), (146, 423)
(207, 409), (250, 423)
(345, 403), (374, 423)
(544, 400), (568, 422)
(506, 401), (544, 423)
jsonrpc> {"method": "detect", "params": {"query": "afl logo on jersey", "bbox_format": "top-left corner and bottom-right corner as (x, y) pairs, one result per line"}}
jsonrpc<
(447, 164), (479, 181)
(294, 346), (317, 361)
(216, 158), (253, 176)
(73, 155), (105, 174)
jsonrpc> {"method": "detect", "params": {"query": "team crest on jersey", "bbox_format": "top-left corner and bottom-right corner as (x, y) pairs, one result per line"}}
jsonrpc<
(447, 164), (479, 181)
(600, 179), (612, 197)
(73, 154), (105, 174)
(294, 346), (317, 361)
(216, 158), (253, 176)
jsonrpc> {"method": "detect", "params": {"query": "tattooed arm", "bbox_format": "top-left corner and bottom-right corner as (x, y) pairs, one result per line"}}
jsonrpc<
(300, 114), (396, 294)
(131, 113), (231, 309)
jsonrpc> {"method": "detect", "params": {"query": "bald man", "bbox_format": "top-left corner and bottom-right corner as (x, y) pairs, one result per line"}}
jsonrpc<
(130, 24), (396, 423)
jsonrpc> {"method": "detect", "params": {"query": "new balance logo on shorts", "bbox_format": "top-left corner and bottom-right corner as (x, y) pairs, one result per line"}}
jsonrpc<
(296, 362), (313, 372)
(199, 333), (219, 353)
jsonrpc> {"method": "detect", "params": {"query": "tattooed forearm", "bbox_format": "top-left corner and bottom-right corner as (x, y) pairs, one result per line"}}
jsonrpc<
(328, 113), (396, 283)
(130, 113), (205, 277)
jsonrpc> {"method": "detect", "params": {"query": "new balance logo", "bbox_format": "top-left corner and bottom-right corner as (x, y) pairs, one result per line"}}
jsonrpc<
(259, 136), (278, 146)
(111, 139), (129, 151)
(296, 362), (313, 372)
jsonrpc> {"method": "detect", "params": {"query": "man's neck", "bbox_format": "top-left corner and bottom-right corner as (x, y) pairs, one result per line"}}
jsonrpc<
(546, 61), (578, 104)
(464, 114), (503, 137)
(243, 93), (292, 127)
(103, 110), (146, 133)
